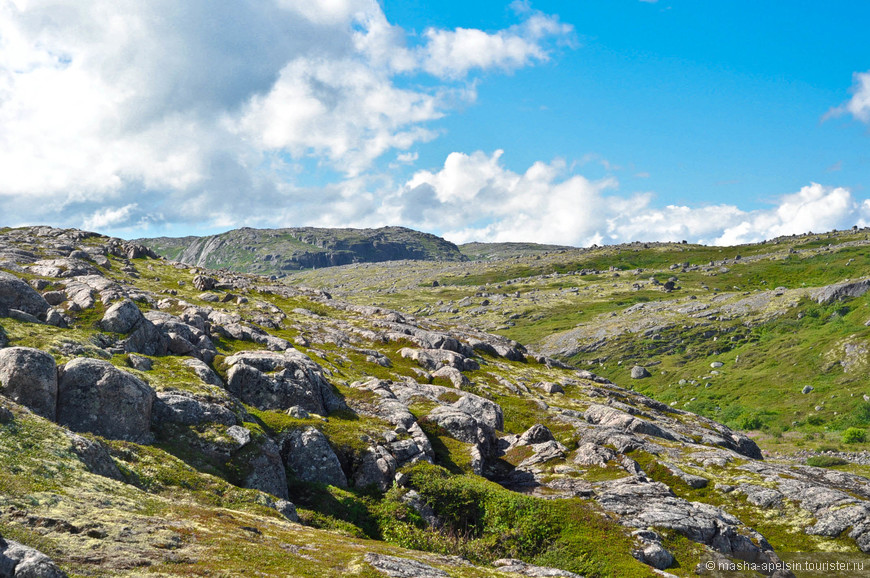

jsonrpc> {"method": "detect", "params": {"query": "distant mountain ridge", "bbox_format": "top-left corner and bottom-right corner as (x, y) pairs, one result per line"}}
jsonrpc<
(138, 226), (468, 275)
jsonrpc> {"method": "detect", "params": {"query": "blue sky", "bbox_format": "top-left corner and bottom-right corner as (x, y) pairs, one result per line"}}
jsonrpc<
(1, 0), (870, 246)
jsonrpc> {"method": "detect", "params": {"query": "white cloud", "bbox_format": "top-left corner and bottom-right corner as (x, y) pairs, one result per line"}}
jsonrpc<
(82, 204), (140, 231)
(827, 71), (870, 123)
(232, 57), (444, 177)
(419, 11), (574, 79)
(0, 0), (572, 230)
(380, 151), (866, 246)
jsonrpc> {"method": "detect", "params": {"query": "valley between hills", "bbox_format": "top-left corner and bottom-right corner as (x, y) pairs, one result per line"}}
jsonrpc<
(1, 224), (870, 577)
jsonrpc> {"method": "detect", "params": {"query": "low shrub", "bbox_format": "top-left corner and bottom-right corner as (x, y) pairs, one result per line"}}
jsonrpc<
(842, 427), (867, 444)
(806, 456), (848, 468)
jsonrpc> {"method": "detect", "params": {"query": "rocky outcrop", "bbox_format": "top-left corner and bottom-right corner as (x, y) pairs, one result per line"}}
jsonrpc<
(354, 444), (399, 491)
(279, 426), (347, 487)
(56, 358), (155, 443)
(398, 348), (478, 372)
(0, 347), (58, 420)
(363, 553), (449, 578)
(151, 392), (238, 427)
(225, 350), (344, 415)
(144, 311), (217, 362)
(100, 299), (168, 356)
(492, 558), (583, 577)
(597, 477), (784, 569)
(211, 321), (290, 351)
(812, 278), (870, 304)
(427, 406), (497, 474)
(0, 271), (50, 319)
(0, 535), (68, 578)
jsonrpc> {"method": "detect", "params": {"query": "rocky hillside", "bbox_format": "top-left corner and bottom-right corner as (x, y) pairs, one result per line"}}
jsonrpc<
(1, 225), (869, 576)
(139, 226), (467, 276)
(285, 229), (870, 442)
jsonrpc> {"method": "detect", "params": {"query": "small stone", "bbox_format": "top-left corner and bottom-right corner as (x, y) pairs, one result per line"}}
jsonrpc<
(802, 385), (814, 394)
(227, 425), (252, 447)
(273, 499), (298, 522)
(286, 406), (310, 419)
(631, 365), (651, 379)
(127, 354), (153, 371)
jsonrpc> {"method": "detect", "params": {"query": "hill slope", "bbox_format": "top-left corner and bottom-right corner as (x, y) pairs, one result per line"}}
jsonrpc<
(0, 226), (869, 576)
(283, 229), (870, 443)
(139, 226), (467, 276)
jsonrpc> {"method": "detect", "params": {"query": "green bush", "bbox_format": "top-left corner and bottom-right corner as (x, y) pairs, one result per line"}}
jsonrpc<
(842, 427), (867, 444)
(806, 456), (848, 468)
(738, 414), (763, 430)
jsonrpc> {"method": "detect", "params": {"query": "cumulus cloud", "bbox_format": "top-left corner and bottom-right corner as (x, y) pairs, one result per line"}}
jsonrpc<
(380, 151), (867, 246)
(827, 71), (870, 123)
(419, 12), (574, 79)
(0, 0), (573, 231)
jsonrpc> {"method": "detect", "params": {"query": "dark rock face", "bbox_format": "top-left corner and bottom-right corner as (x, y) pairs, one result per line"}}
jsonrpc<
(225, 350), (344, 415)
(56, 358), (155, 442)
(243, 437), (289, 499)
(279, 426), (347, 488)
(0, 347), (58, 420)
(354, 444), (398, 491)
(0, 536), (68, 578)
(0, 271), (50, 319)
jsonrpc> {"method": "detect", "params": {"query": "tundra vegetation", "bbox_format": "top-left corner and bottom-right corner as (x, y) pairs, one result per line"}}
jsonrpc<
(0, 225), (869, 577)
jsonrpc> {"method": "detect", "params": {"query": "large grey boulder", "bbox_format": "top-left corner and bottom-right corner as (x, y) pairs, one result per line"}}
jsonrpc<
(427, 403), (498, 474)
(56, 358), (155, 442)
(212, 321), (290, 351)
(279, 426), (347, 487)
(584, 404), (677, 442)
(451, 394), (503, 431)
(0, 347), (58, 420)
(0, 536), (67, 578)
(0, 271), (50, 319)
(630, 365), (651, 379)
(100, 299), (144, 334)
(225, 350), (344, 414)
